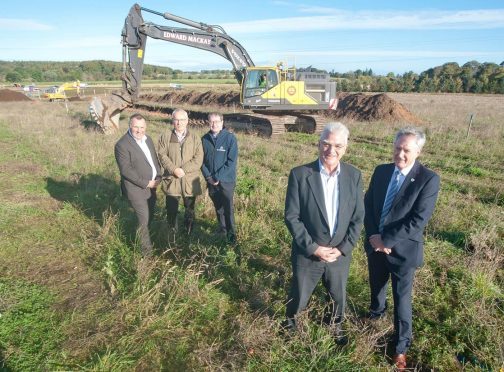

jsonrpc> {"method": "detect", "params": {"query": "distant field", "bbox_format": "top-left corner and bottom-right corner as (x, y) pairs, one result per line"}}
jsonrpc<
(0, 92), (502, 370)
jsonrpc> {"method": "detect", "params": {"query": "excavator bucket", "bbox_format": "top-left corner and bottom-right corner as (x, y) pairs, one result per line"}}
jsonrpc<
(89, 94), (131, 134)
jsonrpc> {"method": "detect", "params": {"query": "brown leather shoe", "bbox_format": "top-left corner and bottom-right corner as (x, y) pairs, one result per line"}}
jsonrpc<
(393, 354), (407, 370)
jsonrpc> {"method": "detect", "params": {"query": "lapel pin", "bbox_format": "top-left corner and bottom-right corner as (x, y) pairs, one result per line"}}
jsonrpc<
(411, 178), (415, 182)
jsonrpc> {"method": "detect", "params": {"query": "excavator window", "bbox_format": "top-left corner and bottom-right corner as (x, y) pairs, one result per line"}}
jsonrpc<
(243, 69), (278, 98)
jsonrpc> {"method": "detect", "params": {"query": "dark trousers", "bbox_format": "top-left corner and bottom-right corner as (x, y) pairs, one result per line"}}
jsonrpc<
(165, 194), (195, 229)
(207, 181), (235, 235)
(128, 189), (156, 256)
(286, 255), (351, 323)
(368, 252), (416, 354)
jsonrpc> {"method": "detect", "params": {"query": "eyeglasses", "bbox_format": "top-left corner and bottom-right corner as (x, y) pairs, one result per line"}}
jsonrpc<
(209, 120), (222, 124)
(320, 142), (346, 151)
(172, 118), (188, 123)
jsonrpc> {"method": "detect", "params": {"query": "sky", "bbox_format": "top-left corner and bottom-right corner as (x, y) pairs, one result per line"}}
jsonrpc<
(1, 0), (503, 75)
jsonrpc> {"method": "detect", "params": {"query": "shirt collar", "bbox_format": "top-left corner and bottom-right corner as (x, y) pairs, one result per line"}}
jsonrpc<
(319, 159), (341, 177)
(395, 162), (415, 177)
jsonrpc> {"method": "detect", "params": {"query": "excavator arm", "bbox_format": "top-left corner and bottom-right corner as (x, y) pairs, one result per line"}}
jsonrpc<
(90, 3), (254, 132)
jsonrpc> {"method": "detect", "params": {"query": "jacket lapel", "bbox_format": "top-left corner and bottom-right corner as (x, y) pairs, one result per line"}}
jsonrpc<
(306, 161), (329, 228)
(390, 161), (420, 210)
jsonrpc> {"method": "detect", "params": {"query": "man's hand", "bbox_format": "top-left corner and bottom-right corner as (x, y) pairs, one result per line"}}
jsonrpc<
(147, 179), (159, 189)
(314, 246), (342, 262)
(207, 177), (219, 186)
(369, 234), (392, 254)
(173, 168), (185, 178)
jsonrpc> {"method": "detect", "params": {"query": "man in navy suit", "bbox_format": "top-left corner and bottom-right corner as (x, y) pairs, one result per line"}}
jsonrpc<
(364, 127), (440, 369)
(115, 113), (161, 256)
(283, 122), (364, 344)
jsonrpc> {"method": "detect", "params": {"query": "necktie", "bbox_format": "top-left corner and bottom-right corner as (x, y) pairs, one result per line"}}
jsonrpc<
(379, 171), (401, 232)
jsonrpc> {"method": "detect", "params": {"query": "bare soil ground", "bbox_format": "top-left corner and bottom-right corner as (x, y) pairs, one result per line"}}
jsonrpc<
(0, 89), (32, 102)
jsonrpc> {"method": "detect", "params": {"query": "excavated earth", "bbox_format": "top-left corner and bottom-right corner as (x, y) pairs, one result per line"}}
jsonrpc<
(0, 89), (32, 102)
(139, 90), (422, 124)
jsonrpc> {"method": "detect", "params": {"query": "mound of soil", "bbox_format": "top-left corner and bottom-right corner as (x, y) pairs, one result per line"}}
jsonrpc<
(141, 90), (240, 107)
(330, 93), (422, 124)
(0, 89), (32, 102)
(140, 90), (421, 124)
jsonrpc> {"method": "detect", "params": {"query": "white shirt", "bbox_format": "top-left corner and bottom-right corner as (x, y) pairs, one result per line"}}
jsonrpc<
(319, 160), (340, 236)
(395, 162), (415, 190)
(129, 130), (157, 181)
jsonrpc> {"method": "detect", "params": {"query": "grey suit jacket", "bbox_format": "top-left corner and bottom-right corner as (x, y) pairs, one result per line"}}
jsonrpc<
(285, 160), (365, 263)
(115, 131), (161, 201)
(364, 161), (440, 268)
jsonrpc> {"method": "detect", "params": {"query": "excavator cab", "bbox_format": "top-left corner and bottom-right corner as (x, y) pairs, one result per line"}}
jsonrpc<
(242, 68), (279, 98)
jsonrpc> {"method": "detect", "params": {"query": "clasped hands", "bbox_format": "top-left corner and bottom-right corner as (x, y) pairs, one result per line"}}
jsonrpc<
(314, 246), (342, 263)
(147, 179), (161, 189)
(369, 234), (392, 254)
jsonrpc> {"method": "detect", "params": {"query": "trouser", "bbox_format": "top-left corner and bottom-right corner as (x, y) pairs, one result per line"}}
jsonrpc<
(286, 254), (351, 323)
(165, 194), (195, 229)
(128, 189), (156, 256)
(368, 252), (416, 354)
(207, 181), (235, 235)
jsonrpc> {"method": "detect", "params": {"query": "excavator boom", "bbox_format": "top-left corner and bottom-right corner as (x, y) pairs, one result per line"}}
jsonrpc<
(89, 3), (254, 132)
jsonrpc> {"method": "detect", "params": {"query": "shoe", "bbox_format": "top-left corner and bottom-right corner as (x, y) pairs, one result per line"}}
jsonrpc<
(393, 354), (407, 370)
(280, 318), (297, 337)
(333, 322), (348, 346)
(366, 312), (385, 322)
(214, 227), (227, 237)
(227, 231), (237, 244)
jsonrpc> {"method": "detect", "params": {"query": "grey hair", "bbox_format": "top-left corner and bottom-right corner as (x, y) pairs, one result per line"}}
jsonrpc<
(395, 127), (426, 150)
(129, 113), (146, 126)
(172, 108), (188, 118)
(320, 122), (349, 144)
(208, 112), (223, 121)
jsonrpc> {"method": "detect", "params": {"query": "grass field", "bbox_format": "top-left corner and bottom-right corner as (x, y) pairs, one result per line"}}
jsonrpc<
(0, 92), (502, 371)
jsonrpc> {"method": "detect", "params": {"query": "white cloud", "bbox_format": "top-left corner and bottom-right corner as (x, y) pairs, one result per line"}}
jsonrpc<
(277, 50), (504, 58)
(0, 18), (53, 30)
(221, 9), (504, 34)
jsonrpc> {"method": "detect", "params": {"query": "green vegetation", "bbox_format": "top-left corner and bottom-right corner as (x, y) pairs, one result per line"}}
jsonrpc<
(0, 95), (502, 371)
(1, 59), (503, 93)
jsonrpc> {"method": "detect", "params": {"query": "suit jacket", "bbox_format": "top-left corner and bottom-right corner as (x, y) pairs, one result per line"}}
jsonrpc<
(364, 161), (440, 268)
(285, 160), (364, 264)
(115, 131), (161, 201)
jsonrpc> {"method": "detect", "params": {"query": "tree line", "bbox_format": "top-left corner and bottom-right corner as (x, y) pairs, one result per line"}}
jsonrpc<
(330, 61), (504, 94)
(1, 60), (503, 94)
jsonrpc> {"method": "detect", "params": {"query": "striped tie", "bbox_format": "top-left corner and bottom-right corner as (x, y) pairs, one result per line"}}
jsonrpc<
(379, 171), (401, 232)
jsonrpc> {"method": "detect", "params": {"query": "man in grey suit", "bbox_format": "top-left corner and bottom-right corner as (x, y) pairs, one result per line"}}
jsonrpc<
(115, 113), (161, 256)
(364, 127), (439, 369)
(283, 122), (364, 344)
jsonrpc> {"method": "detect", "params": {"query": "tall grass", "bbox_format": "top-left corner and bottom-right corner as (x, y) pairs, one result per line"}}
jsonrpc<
(0, 93), (502, 371)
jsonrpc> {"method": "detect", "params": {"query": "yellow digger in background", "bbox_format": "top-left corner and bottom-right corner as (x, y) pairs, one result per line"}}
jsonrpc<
(44, 81), (80, 101)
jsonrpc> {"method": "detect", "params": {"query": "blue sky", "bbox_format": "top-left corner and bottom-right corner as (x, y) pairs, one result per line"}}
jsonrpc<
(1, 1), (503, 75)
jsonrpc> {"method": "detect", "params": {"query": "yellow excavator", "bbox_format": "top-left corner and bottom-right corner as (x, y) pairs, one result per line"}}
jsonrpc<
(89, 4), (338, 135)
(44, 81), (80, 101)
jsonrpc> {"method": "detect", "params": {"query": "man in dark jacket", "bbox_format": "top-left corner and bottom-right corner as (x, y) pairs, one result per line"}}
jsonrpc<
(364, 127), (440, 370)
(201, 112), (238, 242)
(115, 113), (161, 256)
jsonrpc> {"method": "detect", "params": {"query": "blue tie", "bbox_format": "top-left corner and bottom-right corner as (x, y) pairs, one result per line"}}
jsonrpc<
(379, 171), (401, 232)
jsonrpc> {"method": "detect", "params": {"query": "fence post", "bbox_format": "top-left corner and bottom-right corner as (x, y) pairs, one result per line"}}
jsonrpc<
(466, 113), (474, 138)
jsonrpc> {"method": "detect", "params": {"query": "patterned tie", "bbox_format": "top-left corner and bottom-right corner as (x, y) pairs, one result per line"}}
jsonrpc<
(379, 170), (401, 232)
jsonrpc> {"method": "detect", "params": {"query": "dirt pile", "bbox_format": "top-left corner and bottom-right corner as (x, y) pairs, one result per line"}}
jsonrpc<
(0, 89), (32, 102)
(141, 90), (240, 107)
(141, 90), (421, 124)
(330, 93), (422, 124)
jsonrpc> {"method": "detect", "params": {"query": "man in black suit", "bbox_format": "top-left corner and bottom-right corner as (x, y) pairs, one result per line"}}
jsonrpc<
(115, 113), (161, 256)
(283, 122), (364, 344)
(364, 127), (440, 369)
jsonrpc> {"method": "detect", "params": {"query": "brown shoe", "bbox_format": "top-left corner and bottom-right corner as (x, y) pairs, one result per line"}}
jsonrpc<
(393, 354), (407, 370)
